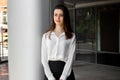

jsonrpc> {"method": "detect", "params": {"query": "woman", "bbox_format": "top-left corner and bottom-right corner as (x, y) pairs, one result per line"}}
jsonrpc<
(41, 4), (76, 80)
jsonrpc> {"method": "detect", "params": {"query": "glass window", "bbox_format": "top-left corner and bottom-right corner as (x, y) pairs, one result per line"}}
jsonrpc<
(2, 11), (7, 24)
(75, 7), (97, 63)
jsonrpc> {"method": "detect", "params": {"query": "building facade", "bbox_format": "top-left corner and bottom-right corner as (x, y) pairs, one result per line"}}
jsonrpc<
(65, 0), (120, 66)
(0, 0), (8, 62)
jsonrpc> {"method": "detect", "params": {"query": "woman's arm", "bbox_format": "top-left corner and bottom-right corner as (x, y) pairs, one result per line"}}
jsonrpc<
(60, 33), (76, 80)
(41, 33), (55, 80)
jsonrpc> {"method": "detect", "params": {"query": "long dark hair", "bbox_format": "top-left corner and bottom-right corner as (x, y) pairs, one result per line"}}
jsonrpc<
(48, 4), (73, 39)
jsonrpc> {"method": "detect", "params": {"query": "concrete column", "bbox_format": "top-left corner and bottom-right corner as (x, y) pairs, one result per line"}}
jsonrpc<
(50, 0), (64, 21)
(8, 0), (49, 80)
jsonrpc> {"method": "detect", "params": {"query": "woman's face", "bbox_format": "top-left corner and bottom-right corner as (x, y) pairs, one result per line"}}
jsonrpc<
(53, 9), (64, 26)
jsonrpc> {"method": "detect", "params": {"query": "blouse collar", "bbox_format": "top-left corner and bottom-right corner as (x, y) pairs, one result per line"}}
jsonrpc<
(51, 31), (65, 37)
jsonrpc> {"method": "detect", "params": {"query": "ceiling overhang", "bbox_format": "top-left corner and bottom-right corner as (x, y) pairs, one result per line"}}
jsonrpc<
(64, 0), (120, 8)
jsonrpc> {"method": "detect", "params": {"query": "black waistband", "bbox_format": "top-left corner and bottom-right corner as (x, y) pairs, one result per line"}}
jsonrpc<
(49, 60), (65, 64)
(48, 60), (65, 74)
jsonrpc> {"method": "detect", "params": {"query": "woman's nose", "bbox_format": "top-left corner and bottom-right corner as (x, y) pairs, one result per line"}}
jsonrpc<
(57, 16), (60, 19)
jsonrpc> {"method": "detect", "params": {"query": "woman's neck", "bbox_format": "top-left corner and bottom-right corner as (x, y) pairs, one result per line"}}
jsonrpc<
(53, 25), (64, 36)
(54, 25), (64, 33)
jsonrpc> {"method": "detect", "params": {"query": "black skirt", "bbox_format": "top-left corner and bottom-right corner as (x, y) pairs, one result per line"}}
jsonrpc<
(44, 61), (75, 80)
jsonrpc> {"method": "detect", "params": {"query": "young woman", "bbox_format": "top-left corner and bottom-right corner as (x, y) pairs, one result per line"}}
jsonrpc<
(41, 4), (76, 80)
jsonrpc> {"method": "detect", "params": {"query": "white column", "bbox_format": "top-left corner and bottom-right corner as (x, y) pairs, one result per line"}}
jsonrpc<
(8, 0), (49, 80)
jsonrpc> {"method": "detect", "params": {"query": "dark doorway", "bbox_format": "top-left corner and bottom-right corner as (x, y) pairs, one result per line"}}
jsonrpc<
(99, 5), (119, 52)
(97, 4), (120, 67)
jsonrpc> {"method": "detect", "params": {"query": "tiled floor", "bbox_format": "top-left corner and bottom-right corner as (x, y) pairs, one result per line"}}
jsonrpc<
(0, 62), (120, 80)
(0, 63), (8, 80)
(73, 61), (120, 80)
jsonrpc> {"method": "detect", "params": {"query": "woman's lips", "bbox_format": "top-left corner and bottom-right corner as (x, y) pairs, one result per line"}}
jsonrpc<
(56, 20), (60, 22)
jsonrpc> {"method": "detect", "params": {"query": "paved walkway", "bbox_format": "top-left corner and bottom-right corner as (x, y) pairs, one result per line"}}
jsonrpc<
(0, 62), (120, 80)
(73, 61), (120, 80)
(0, 63), (8, 80)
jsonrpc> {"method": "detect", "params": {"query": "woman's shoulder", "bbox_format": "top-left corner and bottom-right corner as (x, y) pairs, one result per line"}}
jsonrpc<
(72, 32), (75, 35)
(42, 31), (51, 38)
(71, 32), (76, 40)
(72, 32), (76, 37)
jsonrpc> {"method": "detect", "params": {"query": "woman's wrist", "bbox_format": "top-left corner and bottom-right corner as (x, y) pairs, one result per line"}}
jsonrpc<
(60, 75), (66, 80)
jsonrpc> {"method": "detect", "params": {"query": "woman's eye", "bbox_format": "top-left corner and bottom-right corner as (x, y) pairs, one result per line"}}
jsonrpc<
(54, 14), (57, 16)
(60, 14), (63, 17)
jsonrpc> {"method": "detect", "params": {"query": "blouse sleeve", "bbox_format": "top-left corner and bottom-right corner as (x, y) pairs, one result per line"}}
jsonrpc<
(60, 33), (76, 80)
(41, 33), (55, 80)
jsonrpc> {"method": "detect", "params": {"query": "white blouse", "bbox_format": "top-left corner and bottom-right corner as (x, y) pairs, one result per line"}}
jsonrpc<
(41, 31), (76, 80)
